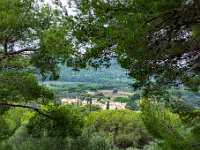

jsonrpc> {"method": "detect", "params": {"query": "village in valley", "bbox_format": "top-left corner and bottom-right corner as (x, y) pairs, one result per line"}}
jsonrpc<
(41, 62), (139, 111)
(60, 90), (133, 110)
(61, 97), (127, 110)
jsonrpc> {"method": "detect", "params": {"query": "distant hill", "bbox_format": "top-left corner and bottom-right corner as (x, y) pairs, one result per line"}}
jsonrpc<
(57, 60), (132, 85)
(39, 60), (133, 92)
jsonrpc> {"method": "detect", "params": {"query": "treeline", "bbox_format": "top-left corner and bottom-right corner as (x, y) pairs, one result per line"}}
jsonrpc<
(40, 60), (131, 85)
(0, 106), (152, 150)
(1, 102), (200, 150)
(44, 82), (128, 92)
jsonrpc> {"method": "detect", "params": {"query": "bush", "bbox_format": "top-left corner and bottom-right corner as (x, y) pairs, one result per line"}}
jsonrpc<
(113, 97), (129, 103)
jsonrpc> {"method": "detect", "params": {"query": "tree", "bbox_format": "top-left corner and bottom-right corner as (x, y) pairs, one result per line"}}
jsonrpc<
(106, 100), (110, 110)
(126, 94), (140, 110)
(70, 0), (200, 95)
(113, 97), (129, 103)
(141, 101), (200, 149)
(0, 0), (71, 75)
(27, 104), (85, 138)
(82, 109), (152, 149)
(0, 0), (73, 113)
(130, 94), (141, 102)
(1, 105), (86, 150)
(1, 0), (200, 148)
(68, 2), (200, 148)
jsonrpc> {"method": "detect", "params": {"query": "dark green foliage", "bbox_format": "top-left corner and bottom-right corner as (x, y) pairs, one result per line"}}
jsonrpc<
(0, 1), (74, 145)
(45, 81), (126, 92)
(126, 94), (141, 110)
(27, 104), (85, 138)
(0, 107), (34, 147)
(0, 0), (72, 79)
(113, 97), (129, 103)
(167, 89), (200, 109)
(0, 71), (53, 103)
(70, 0), (200, 94)
(56, 60), (131, 85)
(126, 101), (138, 111)
(95, 93), (105, 97)
(0, 117), (10, 141)
(82, 104), (102, 112)
(141, 101), (200, 149)
(106, 101), (109, 110)
(82, 110), (153, 149)
(0, 141), (11, 150)
(0, 0), (68, 120)
(7, 123), (68, 150)
(130, 94), (140, 102)
(1, 107), (154, 150)
(68, 87), (77, 93)
(0, 105), (9, 115)
(1, 0), (200, 149)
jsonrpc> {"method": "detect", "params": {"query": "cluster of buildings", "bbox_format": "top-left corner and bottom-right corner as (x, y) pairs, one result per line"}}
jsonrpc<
(61, 98), (127, 110)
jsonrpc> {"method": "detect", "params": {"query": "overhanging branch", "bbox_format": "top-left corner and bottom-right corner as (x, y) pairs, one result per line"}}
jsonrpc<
(0, 48), (37, 62)
(0, 101), (52, 118)
(7, 48), (37, 55)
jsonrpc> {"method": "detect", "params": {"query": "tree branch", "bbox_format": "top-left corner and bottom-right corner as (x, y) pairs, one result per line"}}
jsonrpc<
(0, 101), (52, 118)
(189, 143), (200, 148)
(3, 40), (8, 55)
(0, 48), (37, 62)
(7, 48), (37, 55)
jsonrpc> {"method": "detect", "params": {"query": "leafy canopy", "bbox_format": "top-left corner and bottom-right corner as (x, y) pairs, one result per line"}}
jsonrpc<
(0, 0), (74, 111)
(70, 0), (200, 95)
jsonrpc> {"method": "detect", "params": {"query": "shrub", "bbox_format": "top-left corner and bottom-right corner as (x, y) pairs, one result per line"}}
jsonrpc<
(113, 97), (129, 103)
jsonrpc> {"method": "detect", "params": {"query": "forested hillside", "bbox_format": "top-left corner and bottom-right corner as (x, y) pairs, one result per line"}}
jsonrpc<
(58, 59), (130, 84)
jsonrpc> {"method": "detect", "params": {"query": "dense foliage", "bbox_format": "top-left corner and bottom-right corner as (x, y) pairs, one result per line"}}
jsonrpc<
(82, 109), (152, 149)
(57, 60), (130, 84)
(141, 101), (200, 149)
(113, 97), (129, 103)
(0, 0), (67, 111)
(70, 0), (200, 95)
(0, 0), (200, 149)
(0, 107), (153, 150)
